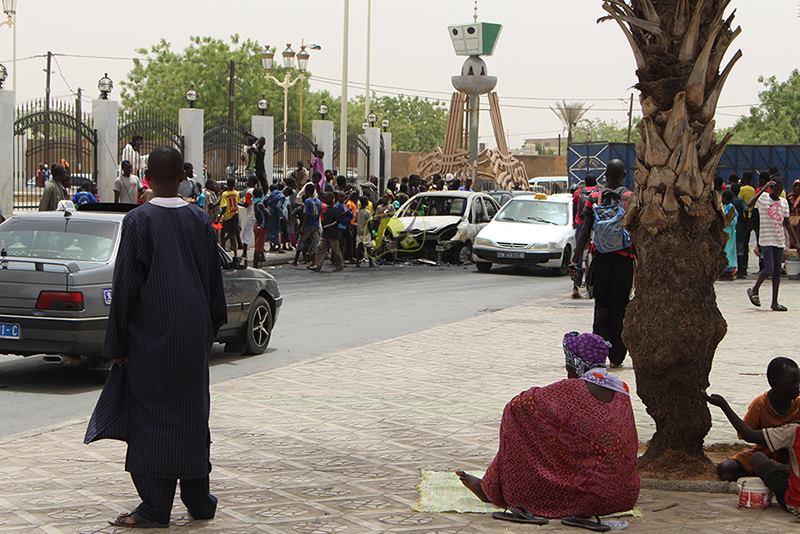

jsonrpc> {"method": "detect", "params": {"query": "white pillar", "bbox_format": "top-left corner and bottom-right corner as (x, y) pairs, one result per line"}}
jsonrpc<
(312, 119), (334, 171)
(179, 108), (204, 184)
(382, 131), (392, 192)
(251, 115), (274, 184)
(0, 90), (13, 218)
(92, 98), (119, 203)
(364, 126), (381, 184)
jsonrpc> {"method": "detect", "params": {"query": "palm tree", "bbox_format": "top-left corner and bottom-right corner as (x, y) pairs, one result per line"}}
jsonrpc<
(600, 0), (741, 476)
(550, 101), (592, 146)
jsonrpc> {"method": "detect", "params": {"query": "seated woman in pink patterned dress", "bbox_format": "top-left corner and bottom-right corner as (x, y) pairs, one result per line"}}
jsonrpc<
(456, 332), (640, 532)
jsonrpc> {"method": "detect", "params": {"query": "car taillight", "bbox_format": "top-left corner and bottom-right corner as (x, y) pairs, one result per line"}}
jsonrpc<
(35, 291), (84, 311)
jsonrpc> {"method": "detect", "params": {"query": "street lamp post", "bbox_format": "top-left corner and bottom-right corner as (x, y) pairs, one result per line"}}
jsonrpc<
(1, 0), (17, 93)
(257, 96), (269, 116)
(185, 85), (198, 108)
(97, 73), (113, 100)
(262, 43), (315, 179)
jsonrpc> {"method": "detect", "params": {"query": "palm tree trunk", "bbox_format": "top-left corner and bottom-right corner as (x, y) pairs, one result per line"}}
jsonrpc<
(602, 0), (742, 476)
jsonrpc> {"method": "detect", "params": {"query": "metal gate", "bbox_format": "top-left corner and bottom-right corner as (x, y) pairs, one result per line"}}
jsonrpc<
(13, 99), (97, 210)
(203, 122), (254, 187)
(273, 131), (318, 183)
(118, 109), (184, 169)
(333, 135), (370, 183)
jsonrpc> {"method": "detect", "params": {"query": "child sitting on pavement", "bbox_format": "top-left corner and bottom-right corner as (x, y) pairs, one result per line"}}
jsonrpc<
(716, 358), (800, 481)
(707, 386), (800, 520)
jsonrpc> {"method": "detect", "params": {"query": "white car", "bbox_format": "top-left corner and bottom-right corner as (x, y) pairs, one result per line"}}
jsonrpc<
(473, 193), (576, 274)
(391, 191), (500, 263)
(527, 176), (570, 195)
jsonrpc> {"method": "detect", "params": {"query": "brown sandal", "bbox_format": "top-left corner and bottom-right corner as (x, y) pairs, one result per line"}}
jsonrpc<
(108, 511), (169, 529)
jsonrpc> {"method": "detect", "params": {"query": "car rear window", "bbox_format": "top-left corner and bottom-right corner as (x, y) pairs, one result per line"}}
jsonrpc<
(0, 218), (119, 263)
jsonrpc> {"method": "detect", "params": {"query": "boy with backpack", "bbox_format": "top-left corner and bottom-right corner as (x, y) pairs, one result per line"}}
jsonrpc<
(570, 159), (634, 367)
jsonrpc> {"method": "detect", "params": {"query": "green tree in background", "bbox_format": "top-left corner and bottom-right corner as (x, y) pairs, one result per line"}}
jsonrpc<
(571, 118), (640, 144)
(730, 70), (800, 145)
(121, 36), (448, 151)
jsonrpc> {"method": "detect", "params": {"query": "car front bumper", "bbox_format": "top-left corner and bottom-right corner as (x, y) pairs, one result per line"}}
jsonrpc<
(473, 245), (563, 267)
(0, 314), (107, 358)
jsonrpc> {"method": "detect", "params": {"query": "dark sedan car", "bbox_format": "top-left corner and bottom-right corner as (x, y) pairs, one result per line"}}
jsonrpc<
(0, 209), (281, 367)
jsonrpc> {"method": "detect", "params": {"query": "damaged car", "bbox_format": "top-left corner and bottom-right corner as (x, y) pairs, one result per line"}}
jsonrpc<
(386, 191), (500, 264)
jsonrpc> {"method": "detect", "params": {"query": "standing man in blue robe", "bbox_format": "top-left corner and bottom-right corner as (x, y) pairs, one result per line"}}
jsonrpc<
(85, 146), (227, 528)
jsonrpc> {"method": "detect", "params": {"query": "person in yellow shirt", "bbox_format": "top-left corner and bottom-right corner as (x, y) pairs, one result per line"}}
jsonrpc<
(737, 172), (756, 276)
(219, 178), (242, 256)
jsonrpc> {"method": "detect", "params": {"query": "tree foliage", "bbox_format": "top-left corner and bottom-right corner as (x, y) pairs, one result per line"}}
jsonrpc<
(550, 101), (592, 143)
(120, 36), (448, 152)
(571, 118), (641, 144)
(731, 70), (800, 145)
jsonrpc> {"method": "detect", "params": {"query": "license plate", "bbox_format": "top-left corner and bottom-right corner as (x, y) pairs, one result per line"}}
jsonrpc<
(498, 251), (525, 259)
(435, 244), (451, 252)
(0, 323), (20, 340)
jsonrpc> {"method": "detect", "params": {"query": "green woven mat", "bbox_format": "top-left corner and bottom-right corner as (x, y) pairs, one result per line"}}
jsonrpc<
(413, 470), (643, 519)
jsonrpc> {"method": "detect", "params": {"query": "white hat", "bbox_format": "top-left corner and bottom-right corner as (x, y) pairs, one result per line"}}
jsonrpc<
(445, 173), (455, 181)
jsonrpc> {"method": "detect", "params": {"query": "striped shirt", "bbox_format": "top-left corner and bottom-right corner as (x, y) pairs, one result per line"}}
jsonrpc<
(757, 195), (790, 248)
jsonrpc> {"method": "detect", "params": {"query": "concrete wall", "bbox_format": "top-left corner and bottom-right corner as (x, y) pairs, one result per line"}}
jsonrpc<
(390, 151), (567, 179)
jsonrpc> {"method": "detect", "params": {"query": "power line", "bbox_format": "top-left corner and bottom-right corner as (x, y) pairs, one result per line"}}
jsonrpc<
(27, 51), (761, 114)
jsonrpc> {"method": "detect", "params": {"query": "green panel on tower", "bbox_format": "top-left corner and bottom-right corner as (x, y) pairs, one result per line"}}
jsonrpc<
(481, 23), (502, 56)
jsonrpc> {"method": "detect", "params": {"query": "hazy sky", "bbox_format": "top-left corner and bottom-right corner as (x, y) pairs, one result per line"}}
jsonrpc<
(2, 0), (797, 148)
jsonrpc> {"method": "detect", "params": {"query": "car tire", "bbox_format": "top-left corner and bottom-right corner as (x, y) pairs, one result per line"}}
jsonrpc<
(458, 242), (473, 265)
(557, 245), (572, 276)
(476, 262), (492, 273)
(244, 296), (273, 355)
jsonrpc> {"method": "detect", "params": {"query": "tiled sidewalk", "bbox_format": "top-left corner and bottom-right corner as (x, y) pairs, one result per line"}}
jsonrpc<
(0, 280), (799, 532)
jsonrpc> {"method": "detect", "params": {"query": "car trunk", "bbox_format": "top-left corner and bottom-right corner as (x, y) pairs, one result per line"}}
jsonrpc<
(0, 262), (70, 311)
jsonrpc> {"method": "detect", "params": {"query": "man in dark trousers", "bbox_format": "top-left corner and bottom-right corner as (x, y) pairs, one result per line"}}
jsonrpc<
(570, 159), (634, 367)
(85, 146), (227, 528)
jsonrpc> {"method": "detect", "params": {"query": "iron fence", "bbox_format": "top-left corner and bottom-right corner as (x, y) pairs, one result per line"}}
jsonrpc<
(13, 98), (97, 210)
(333, 135), (370, 183)
(118, 109), (184, 173)
(273, 131), (318, 183)
(203, 122), (254, 187)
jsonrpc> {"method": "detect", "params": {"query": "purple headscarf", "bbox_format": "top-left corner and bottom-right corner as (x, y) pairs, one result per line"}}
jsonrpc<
(563, 331), (611, 375)
(563, 331), (630, 396)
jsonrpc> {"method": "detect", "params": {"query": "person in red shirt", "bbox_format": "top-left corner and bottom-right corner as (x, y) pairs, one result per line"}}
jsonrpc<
(707, 377), (800, 520)
(570, 161), (634, 367)
(571, 175), (598, 299)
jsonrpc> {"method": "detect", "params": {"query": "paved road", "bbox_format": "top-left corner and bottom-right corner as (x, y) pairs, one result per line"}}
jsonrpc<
(0, 263), (568, 438)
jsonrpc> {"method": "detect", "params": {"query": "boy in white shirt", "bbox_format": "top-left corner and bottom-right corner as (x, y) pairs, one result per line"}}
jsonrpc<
(747, 178), (799, 312)
(240, 176), (257, 260)
(114, 160), (141, 205)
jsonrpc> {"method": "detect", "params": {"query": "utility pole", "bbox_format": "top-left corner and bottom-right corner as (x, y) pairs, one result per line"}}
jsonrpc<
(626, 93), (634, 144)
(227, 60), (236, 129)
(75, 88), (82, 173)
(364, 0), (372, 119)
(340, 0), (350, 174)
(227, 60), (236, 170)
(44, 51), (52, 161)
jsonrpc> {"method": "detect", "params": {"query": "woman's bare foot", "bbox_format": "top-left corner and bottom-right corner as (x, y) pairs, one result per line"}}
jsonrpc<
(455, 470), (490, 503)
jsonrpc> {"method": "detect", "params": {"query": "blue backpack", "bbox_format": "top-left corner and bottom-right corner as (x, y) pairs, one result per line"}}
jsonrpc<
(592, 188), (632, 254)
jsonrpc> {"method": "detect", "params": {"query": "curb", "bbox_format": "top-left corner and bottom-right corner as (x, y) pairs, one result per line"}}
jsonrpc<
(641, 478), (737, 495)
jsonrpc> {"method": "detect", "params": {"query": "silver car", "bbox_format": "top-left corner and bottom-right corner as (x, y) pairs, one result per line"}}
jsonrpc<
(0, 209), (282, 366)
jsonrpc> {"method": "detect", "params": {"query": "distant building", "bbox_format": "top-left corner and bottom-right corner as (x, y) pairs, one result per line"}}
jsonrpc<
(515, 137), (562, 156)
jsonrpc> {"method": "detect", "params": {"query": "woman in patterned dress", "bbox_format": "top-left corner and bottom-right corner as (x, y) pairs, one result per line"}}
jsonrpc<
(456, 332), (640, 530)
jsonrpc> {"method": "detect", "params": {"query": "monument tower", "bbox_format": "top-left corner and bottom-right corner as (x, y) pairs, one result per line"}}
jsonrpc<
(417, 2), (528, 189)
